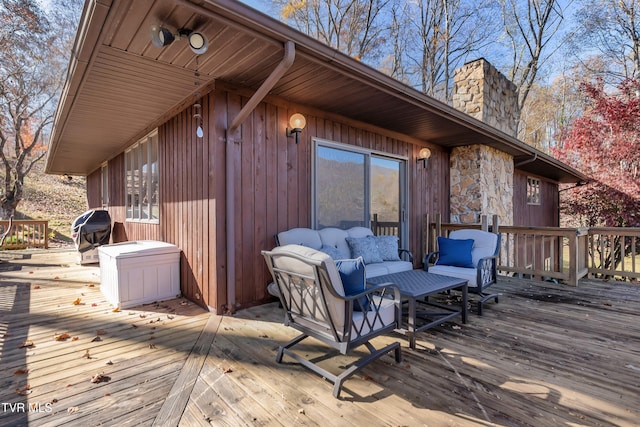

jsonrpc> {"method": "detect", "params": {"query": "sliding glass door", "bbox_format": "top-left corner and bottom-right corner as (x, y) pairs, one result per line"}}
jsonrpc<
(312, 139), (407, 244)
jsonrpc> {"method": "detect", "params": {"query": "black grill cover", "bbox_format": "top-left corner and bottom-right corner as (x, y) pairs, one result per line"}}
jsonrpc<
(71, 210), (112, 253)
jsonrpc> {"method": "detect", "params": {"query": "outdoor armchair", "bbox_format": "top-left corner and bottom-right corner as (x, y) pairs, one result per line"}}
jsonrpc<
(424, 229), (501, 315)
(262, 244), (402, 398)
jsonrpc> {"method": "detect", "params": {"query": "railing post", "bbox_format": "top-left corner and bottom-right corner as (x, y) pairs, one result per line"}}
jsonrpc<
(567, 229), (579, 287)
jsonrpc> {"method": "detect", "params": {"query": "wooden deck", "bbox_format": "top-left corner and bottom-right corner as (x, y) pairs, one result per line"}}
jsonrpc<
(1, 249), (639, 426)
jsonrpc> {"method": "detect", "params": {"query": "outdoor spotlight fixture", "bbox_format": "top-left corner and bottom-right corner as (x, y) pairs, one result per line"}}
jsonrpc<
(150, 25), (209, 54)
(287, 113), (306, 144)
(188, 31), (209, 55)
(417, 147), (431, 168)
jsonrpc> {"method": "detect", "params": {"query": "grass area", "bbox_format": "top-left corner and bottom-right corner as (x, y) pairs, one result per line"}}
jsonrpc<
(7, 162), (87, 246)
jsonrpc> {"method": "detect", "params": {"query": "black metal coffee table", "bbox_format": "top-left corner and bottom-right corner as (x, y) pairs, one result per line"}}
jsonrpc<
(367, 269), (468, 349)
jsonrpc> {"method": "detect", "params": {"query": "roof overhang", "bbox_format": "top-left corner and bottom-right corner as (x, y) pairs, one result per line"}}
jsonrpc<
(46, 0), (587, 184)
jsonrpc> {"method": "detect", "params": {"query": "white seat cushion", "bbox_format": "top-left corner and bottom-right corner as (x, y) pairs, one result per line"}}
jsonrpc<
(277, 228), (322, 249)
(429, 265), (478, 288)
(351, 295), (395, 337)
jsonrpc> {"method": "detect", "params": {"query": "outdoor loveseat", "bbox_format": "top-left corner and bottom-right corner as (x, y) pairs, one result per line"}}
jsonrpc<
(275, 226), (414, 276)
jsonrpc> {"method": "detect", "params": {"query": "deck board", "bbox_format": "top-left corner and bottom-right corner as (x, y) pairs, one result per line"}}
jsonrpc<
(1, 249), (639, 426)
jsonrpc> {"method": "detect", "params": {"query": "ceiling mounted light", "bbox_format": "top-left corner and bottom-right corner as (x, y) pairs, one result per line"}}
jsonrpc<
(150, 25), (175, 48)
(150, 25), (209, 55)
(188, 31), (209, 54)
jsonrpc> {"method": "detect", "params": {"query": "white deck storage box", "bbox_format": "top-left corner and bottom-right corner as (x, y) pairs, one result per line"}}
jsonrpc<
(98, 240), (180, 309)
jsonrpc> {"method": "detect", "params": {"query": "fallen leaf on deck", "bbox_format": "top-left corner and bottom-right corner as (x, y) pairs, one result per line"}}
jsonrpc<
(167, 315), (174, 320)
(16, 384), (32, 395)
(82, 350), (91, 359)
(90, 372), (110, 383)
(149, 344), (156, 349)
(67, 406), (79, 413)
(72, 336), (79, 341)
(131, 324), (138, 328)
(50, 399), (58, 404)
(55, 333), (71, 341)
(72, 298), (81, 305)
(91, 336), (102, 342)
(180, 301), (188, 305)
(139, 314), (146, 318)
(33, 285), (40, 289)
(18, 340), (34, 348)
(54, 276), (60, 280)
(106, 360), (113, 365)
(222, 367), (233, 373)
(258, 333), (269, 338)
(298, 408), (305, 414)
(91, 303), (97, 307)
(112, 307), (120, 312)
(14, 369), (29, 375)
(96, 329), (106, 335)
(87, 284), (95, 287)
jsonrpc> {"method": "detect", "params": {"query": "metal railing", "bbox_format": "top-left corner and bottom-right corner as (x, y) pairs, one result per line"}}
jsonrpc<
(0, 220), (49, 249)
(425, 214), (639, 286)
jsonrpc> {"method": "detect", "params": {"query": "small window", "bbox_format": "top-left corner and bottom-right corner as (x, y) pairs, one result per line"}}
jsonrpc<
(125, 131), (159, 222)
(101, 163), (109, 208)
(527, 177), (541, 205)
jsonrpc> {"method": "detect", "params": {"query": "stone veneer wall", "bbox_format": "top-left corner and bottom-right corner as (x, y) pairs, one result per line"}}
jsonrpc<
(453, 59), (520, 136)
(450, 145), (513, 224)
(450, 58), (519, 225)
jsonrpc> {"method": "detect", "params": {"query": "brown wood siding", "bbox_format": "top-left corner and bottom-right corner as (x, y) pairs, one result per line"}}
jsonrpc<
(86, 83), (450, 313)
(86, 170), (101, 209)
(513, 170), (559, 227)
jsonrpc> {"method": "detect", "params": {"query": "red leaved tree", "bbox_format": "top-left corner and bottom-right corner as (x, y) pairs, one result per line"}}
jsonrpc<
(552, 78), (640, 275)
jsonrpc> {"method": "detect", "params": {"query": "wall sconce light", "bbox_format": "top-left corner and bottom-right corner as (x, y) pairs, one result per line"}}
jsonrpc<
(286, 113), (306, 144)
(417, 147), (431, 168)
(150, 25), (209, 54)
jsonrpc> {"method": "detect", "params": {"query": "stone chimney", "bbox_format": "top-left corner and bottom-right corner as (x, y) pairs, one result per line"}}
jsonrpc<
(453, 58), (519, 137)
(449, 58), (516, 225)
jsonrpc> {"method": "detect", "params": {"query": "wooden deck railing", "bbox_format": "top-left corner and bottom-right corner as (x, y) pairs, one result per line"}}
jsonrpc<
(371, 214), (400, 237)
(0, 220), (49, 249)
(588, 227), (640, 281)
(425, 214), (639, 286)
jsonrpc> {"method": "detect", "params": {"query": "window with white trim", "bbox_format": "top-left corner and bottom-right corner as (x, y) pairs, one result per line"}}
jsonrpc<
(527, 177), (541, 205)
(125, 131), (159, 222)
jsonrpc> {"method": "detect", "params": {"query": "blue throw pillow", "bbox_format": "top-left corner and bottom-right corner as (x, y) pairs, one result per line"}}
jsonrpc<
(345, 236), (383, 264)
(335, 257), (369, 311)
(436, 237), (475, 268)
(319, 244), (342, 259)
(375, 235), (401, 261)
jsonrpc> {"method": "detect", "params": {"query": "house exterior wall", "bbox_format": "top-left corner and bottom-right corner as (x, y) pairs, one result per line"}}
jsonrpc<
(87, 82), (450, 313)
(513, 170), (559, 227)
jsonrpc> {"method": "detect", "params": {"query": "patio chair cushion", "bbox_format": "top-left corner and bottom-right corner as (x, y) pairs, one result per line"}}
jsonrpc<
(429, 264), (479, 287)
(436, 236), (474, 268)
(375, 236), (401, 261)
(346, 236), (383, 264)
(335, 257), (369, 311)
(318, 227), (351, 258)
(449, 229), (499, 267)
